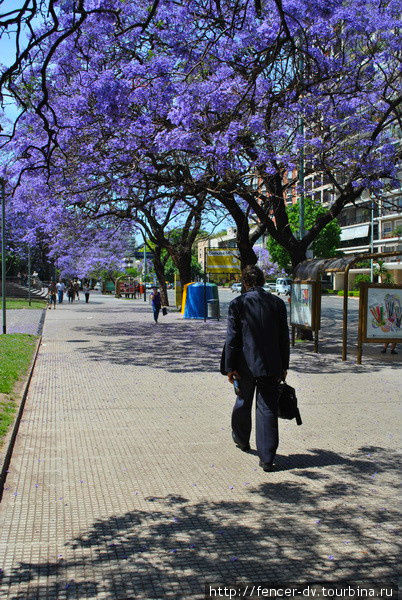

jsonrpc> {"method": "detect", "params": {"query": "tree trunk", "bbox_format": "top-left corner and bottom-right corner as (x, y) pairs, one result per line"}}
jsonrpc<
(153, 246), (169, 306)
(171, 248), (193, 287)
(236, 225), (258, 270)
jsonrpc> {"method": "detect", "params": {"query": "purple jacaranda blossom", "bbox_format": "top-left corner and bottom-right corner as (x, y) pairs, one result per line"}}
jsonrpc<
(2, 0), (400, 272)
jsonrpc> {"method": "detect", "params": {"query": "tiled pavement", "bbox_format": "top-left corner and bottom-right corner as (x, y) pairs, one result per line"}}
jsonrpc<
(0, 293), (400, 599)
(7, 308), (45, 335)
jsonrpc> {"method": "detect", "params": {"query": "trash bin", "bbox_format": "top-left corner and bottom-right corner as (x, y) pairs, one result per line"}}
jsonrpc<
(207, 298), (220, 319)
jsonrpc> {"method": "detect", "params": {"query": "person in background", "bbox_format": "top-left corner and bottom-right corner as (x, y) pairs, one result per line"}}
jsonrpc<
(381, 342), (397, 355)
(73, 280), (80, 301)
(83, 282), (90, 304)
(67, 281), (75, 303)
(56, 280), (65, 304)
(150, 286), (161, 323)
(47, 281), (57, 309)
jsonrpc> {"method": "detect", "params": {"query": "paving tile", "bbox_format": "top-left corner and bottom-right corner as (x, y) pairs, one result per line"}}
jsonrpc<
(0, 293), (400, 599)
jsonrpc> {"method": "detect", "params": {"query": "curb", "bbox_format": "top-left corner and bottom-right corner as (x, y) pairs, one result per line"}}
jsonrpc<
(0, 335), (42, 503)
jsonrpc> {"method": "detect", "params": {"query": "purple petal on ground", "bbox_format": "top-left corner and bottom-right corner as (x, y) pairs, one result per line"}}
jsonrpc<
(328, 555), (335, 560)
(315, 519), (321, 523)
(229, 486), (234, 489)
(230, 557), (238, 562)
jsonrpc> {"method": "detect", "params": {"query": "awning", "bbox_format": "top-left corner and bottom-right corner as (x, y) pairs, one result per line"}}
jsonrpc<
(340, 224), (369, 241)
(294, 256), (362, 280)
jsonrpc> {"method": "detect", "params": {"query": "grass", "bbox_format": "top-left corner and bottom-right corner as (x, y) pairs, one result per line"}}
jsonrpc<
(0, 334), (38, 446)
(4, 297), (47, 309)
(0, 334), (38, 394)
(0, 398), (17, 442)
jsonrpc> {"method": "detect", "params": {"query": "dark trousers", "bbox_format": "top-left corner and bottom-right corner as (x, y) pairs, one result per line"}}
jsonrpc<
(153, 306), (160, 322)
(85, 293), (90, 303)
(232, 369), (280, 464)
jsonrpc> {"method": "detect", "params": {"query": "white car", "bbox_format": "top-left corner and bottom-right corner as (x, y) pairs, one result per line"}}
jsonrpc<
(263, 282), (276, 293)
(231, 282), (242, 293)
(275, 277), (292, 295)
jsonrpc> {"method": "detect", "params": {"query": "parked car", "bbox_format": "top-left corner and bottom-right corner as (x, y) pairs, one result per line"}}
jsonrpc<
(231, 282), (242, 293)
(275, 277), (292, 295)
(263, 282), (276, 293)
(93, 281), (102, 291)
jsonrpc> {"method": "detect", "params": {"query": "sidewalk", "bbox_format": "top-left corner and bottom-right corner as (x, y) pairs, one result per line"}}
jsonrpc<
(0, 293), (399, 599)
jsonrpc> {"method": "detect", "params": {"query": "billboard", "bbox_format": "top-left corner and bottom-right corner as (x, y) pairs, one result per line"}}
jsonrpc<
(290, 282), (314, 328)
(364, 286), (402, 340)
(206, 249), (241, 274)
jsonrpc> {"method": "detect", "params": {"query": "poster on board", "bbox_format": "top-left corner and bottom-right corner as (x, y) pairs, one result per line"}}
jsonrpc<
(365, 287), (402, 339)
(290, 282), (314, 328)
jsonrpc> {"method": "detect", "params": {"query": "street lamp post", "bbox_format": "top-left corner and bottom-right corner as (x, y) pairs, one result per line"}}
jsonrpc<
(1, 178), (6, 334)
(370, 199), (374, 282)
(143, 242), (147, 302)
(28, 245), (32, 306)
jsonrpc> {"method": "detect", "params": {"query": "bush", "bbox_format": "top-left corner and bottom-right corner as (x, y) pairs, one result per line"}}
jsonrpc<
(352, 274), (371, 290)
(337, 290), (360, 297)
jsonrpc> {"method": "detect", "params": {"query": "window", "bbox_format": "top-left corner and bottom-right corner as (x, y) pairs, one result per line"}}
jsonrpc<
(323, 189), (334, 205)
(314, 174), (322, 188)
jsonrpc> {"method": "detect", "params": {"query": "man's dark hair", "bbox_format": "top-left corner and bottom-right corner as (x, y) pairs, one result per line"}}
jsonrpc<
(242, 265), (265, 288)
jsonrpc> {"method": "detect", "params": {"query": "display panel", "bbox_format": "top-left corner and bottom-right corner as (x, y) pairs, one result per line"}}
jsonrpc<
(290, 282), (314, 328)
(365, 287), (402, 339)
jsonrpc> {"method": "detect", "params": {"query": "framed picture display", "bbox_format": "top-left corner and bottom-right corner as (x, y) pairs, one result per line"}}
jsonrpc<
(357, 283), (402, 363)
(290, 281), (320, 330)
(362, 285), (402, 341)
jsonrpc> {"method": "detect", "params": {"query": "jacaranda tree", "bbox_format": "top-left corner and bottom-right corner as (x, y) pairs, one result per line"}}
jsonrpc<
(3, 0), (401, 271)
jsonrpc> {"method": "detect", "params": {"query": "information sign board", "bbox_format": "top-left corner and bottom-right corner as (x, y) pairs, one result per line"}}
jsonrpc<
(205, 249), (241, 274)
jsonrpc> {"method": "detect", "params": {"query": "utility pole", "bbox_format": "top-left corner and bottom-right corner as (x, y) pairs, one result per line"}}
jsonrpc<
(298, 50), (305, 241)
(370, 198), (374, 282)
(1, 178), (6, 334)
(28, 245), (32, 306)
(143, 240), (147, 302)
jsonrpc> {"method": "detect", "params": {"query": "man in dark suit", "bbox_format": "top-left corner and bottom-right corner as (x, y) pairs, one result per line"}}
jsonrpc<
(224, 265), (290, 471)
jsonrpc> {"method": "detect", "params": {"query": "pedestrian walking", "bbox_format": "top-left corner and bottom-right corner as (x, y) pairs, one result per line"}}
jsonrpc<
(222, 265), (290, 472)
(67, 281), (75, 303)
(56, 280), (65, 304)
(83, 282), (90, 303)
(150, 286), (161, 323)
(47, 281), (57, 309)
(74, 280), (80, 301)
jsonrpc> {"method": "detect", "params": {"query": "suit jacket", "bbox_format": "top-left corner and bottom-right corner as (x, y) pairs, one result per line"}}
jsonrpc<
(223, 287), (290, 378)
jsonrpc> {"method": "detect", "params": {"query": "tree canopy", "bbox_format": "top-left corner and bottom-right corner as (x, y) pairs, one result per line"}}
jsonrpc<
(2, 0), (400, 272)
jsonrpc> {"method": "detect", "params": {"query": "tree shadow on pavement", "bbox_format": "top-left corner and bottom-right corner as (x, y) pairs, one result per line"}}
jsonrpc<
(75, 316), (227, 373)
(74, 306), (400, 375)
(2, 446), (398, 599)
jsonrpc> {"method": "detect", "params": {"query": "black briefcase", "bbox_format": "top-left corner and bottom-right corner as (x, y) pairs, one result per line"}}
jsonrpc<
(278, 383), (302, 425)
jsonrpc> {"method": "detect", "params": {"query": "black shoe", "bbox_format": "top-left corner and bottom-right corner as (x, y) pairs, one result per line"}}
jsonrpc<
(381, 348), (387, 354)
(232, 431), (250, 452)
(259, 459), (275, 472)
(391, 349), (398, 355)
